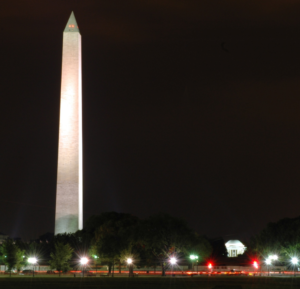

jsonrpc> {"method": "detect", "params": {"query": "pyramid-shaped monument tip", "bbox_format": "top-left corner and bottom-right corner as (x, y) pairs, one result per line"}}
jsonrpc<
(64, 11), (80, 33)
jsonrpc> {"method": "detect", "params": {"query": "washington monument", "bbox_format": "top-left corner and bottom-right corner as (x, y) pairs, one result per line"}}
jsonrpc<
(55, 12), (83, 234)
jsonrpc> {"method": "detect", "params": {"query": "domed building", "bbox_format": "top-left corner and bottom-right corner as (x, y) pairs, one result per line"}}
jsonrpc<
(225, 240), (246, 257)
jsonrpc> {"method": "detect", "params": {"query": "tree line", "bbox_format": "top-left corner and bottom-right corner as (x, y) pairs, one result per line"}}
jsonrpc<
(0, 212), (213, 276)
(249, 215), (300, 267)
(3, 213), (299, 274)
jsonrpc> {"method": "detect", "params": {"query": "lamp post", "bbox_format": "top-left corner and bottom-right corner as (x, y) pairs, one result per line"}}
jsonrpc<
(190, 255), (199, 274)
(28, 257), (37, 277)
(127, 258), (133, 277)
(93, 255), (99, 276)
(291, 257), (298, 277)
(170, 257), (177, 276)
(266, 258), (271, 276)
(80, 257), (88, 277)
(268, 255), (278, 276)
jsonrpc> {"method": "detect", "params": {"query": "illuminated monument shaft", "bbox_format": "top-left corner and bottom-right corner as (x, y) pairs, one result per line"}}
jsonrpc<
(55, 12), (82, 234)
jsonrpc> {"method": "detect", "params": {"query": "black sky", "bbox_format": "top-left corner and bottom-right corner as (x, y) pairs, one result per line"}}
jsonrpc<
(1, 0), (300, 241)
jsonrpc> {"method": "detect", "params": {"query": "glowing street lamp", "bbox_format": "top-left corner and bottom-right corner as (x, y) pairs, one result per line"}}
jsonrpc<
(170, 257), (177, 265)
(266, 255), (278, 277)
(80, 257), (88, 265)
(80, 257), (88, 277)
(270, 255), (278, 261)
(127, 258), (133, 277)
(93, 255), (99, 275)
(291, 257), (298, 264)
(190, 255), (199, 274)
(28, 257), (37, 277)
(190, 255), (197, 260)
(291, 257), (298, 277)
(127, 258), (133, 264)
(169, 257), (177, 276)
(265, 258), (271, 276)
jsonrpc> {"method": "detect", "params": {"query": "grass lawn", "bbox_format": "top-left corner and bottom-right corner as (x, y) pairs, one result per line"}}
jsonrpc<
(0, 276), (299, 289)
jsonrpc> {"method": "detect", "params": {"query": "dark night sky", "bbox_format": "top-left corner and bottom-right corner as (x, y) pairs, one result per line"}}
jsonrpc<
(1, 0), (300, 241)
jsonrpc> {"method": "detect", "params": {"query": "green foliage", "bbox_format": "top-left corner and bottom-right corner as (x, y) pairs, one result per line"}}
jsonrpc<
(250, 216), (300, 260)
(15, 248), (25, 271)
(0, 212), (215, 275)
(1, 239), (25, 272)
(186, 234), (213, 262)
(49, 242), (73, 276)
(89, 245), (98, 259)
(92, 213), (139, 270)
(85, 212), (127, 235)
(137, 213), (200, 275)
(139, 214), (193, 255)
(281, 243), (300, 258)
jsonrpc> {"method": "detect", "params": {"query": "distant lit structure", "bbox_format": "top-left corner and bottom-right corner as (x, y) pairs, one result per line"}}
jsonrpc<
(225, 240), (246, 257)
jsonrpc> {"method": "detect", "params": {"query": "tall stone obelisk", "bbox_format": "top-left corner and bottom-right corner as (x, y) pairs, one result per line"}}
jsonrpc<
(55, 12), (83, 234)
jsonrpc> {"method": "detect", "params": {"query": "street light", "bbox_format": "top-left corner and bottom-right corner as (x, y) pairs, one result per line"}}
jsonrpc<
(291, 257), (298, 277)
(266, 255), (278, 276)
(28, 257), (37, 277)
(93, 255), (99, 276)
(270, 255), (278, 261)
(127, 258), (133, 264)
(190, 255), (199, 274)
(291, 257), (298, 264)
(169, 257), (177, 276)
(127, 258), (133, 277)
(80, 257), (88, 277)
(170, 257), (177, 265)
(266, 258), (271, 276)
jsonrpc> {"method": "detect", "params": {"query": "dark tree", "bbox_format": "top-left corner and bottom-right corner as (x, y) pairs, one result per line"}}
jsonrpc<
(49, 242), (73, 276)
(250, 216), (300, 261)
(1, 239), (25, 275)
(91, 212), (140, 274)
(209, 237), (228, 258)
(138, 213), (198, 276)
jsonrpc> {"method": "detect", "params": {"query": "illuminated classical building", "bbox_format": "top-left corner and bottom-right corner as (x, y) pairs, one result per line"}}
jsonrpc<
(225, 240), (246, 257)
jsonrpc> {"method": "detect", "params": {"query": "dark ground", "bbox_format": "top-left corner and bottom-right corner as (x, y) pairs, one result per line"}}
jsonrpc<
(0, 277), (299, 289)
